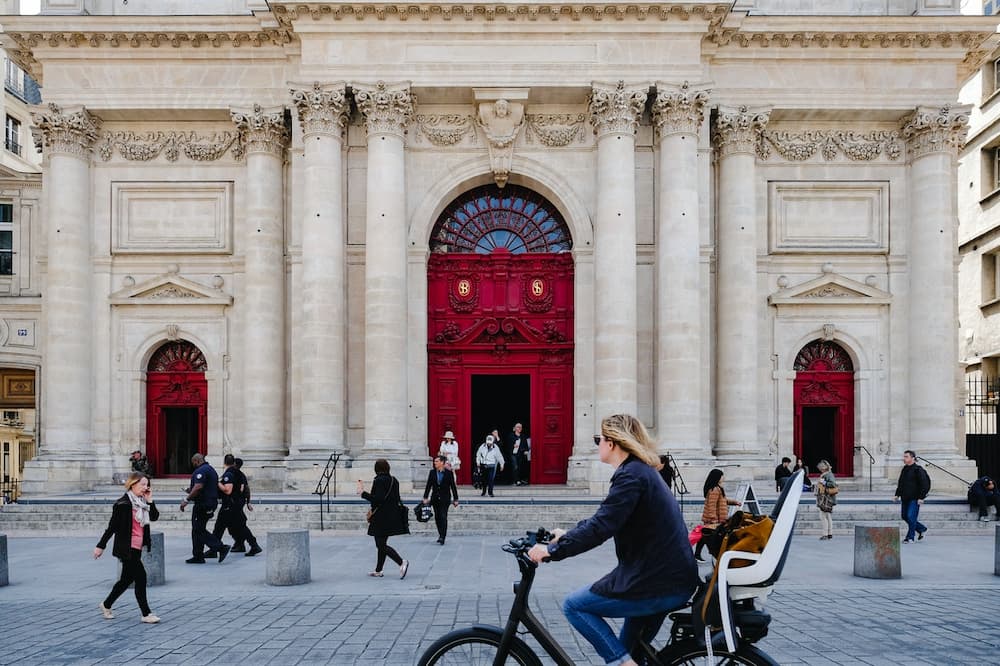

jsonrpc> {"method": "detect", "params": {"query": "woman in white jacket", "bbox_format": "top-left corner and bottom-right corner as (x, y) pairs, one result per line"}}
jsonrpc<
(437, 430), (461, 475)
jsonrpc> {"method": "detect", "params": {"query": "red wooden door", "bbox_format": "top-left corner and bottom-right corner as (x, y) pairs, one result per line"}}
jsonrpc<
(793, 341), (855, 477)
(427, 250), (574, 484)
(145, 342), (208, 477)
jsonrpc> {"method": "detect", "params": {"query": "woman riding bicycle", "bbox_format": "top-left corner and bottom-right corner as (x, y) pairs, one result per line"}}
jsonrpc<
(528, 414), (699, 666)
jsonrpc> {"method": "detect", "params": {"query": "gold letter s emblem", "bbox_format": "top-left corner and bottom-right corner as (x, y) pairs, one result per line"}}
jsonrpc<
(531, 279), (545, 297)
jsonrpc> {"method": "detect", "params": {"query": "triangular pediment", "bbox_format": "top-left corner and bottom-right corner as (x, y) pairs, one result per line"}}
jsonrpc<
(769, 273), (891, 306)
(110, 273), (232, 306)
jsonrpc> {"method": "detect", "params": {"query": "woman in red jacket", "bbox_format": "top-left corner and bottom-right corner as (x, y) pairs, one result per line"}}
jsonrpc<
(94, 472), (160, 623)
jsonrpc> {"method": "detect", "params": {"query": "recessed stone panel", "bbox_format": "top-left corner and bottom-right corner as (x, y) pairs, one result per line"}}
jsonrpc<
(768, 181), (888, 254)
(111, 181), (233, 254)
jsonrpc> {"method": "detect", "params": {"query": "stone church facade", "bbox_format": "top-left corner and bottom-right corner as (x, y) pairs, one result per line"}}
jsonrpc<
(1, 0), (994, 493)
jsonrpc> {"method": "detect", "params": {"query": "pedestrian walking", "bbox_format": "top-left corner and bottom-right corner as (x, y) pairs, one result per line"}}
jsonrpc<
(475, 435), (504, 497)
(423, 455), (459, 545)
(229, 457), (262, 555)
(894, 449), (931, 543)
(213, 454), (262, 556)
(180, 453), (230, 564)
(814, 459), (838, 540)
(507, 423), (530, 485)
(357, 459), (409, 579)
(693, 469), (741, 562)
(93, 472), (161, 624)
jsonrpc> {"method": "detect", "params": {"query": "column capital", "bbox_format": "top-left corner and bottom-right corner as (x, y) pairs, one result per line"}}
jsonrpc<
(900, 104), (972, 160)
(353, 81), (415, 139)
(713, 104), (771, 158)
(589, 81), (648, 138)
(231, 104), (290, 158)
(30, 103), (101, 159)
(651, 82), (711, 140)
(290, 82), (349, 139)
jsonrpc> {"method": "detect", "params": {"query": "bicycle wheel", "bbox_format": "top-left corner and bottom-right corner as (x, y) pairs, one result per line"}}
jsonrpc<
(657, 642), (778, 666)
(418, 627), (544, 666)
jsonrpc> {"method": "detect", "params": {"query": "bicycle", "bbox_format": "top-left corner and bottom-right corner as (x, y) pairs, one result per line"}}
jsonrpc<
(417, 528), (779, 665)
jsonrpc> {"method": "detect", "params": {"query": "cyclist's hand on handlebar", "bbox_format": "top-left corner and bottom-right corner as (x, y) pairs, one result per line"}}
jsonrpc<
(527, 544), (550, 564)
(550, 528), (566, 543)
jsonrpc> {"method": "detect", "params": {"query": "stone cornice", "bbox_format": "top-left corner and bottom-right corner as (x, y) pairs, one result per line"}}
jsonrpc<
(30, 103), (101, 159)
(290, 82), (349, 139)
(589, 81), (648, 138)
(353, 81), (415, 139)
(651, 81), (710, 139)
(713, 105), (770, 158)
(900, 104), (972, 160)
(270, 2), (730, 26)
(231, 105), (291, 158)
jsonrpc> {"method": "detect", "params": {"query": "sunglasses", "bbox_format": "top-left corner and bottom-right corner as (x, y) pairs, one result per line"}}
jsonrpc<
(593, 434), (604, 446)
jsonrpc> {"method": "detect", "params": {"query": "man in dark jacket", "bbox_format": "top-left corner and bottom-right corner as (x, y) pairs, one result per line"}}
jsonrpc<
(894, 449), (931, 543)
(422, 455), (459, 545)
(969, 476), (1000, 521)
(180, 453), (230, 564)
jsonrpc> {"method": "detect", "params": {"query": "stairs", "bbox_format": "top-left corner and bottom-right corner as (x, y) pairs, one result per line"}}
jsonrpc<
(0, 484), (987, 537)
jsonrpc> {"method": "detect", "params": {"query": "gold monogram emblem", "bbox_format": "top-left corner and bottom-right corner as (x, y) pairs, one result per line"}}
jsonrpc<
(457, 279), (471, 297)
(531, 279), (545, 297)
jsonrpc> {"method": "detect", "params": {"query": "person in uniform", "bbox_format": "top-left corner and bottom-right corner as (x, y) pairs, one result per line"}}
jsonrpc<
(230, 457), (262, 555)
(180, 453), (230, 564)
(213, 454), (263, 556)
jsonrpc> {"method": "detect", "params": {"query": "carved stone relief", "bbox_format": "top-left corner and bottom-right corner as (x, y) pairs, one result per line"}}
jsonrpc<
(30, 103), (101, 158)
(230, 104), (290, 158)
(354, 81), (415, 139)
(476, 98), (526, 187)
(900, 104), (972, 159)
(290, 82), (349, 139)
(414, 114), (476, 146)
(714, 105), (770, 157)
(97, 131), (244, 162)
(525, 114), (586, 147)
(757, 130), (902, 162)
(589, 81), (648, 138)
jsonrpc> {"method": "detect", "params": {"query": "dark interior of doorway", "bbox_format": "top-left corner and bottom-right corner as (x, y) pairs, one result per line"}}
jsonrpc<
(164, 407), (199, 475)
(801, 406), (837, 475)
(471, 374), (530, 485)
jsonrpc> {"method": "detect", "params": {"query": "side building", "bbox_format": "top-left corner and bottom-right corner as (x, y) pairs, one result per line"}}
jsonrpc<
(2, 0), (995, 494)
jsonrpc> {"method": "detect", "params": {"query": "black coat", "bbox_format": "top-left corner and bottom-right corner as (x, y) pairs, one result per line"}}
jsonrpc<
(895, 463), (931, 501)
(424, 468), (458, 504)
(96, 494), (159, 560)
(362, 474), (409, 537)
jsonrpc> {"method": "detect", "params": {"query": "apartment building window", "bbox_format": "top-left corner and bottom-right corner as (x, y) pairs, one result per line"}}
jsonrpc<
(3, 59), (23, 100)
(0, 204), (12, 276)
(4, 116), (20, 156)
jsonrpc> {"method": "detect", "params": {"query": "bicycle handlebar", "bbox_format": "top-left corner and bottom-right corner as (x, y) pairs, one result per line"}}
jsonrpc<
(501, 528), (555, 559)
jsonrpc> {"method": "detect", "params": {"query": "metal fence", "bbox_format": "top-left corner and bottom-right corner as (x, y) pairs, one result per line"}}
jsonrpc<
(0, 478), (19, 504)
(966, 376), (1000, 481)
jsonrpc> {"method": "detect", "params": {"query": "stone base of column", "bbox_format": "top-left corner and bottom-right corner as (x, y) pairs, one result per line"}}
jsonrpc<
(284, 453), (352, 494)
(232, 455), (288, 492)
(19, 454), (115, 495)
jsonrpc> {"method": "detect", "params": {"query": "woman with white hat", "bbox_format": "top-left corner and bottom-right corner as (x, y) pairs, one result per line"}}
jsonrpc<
(438, 431), (461, 477)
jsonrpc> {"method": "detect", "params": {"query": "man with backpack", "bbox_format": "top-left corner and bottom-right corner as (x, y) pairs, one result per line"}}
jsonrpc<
(893, 449), (931, 543)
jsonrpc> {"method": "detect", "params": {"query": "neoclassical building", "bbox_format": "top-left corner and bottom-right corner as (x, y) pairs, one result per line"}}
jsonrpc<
(1, 0), (995, 493)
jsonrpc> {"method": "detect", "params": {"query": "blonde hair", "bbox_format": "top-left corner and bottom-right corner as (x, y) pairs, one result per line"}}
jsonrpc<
(816, 460), (832, 473)
(600, 414), (659, 467)
(124, 471), (147, 491)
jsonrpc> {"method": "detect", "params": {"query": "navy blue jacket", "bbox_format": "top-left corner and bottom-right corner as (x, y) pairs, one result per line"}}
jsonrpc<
(189, 462), (219, 510)
(546, 455), (699, 600)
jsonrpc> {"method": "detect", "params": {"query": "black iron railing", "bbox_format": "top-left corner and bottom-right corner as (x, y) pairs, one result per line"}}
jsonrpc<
(0, 478), (19, 504)
(662, 453), (688, 509)
(313, 452), (342, 531)
(854, 444), (875, 492)
(916, 456), (972, 490)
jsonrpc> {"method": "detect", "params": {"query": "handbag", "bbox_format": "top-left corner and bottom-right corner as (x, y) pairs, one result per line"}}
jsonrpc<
(816, 489), (835, 513)
(826, 485), (840, 496)
(365, 507), (376, 523)
(688, 524), (704, 547)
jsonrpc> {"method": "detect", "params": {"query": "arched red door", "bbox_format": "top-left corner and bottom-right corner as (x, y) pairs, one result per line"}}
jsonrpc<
(793, 341), (854, 477)
(427, 185), (574, 485)
(145, 341), (207, 477)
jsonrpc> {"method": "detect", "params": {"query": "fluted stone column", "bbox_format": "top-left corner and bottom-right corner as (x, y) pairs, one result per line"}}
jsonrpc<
(652, 83), (709, 454)
(354, 82), (414, 455)
(231, 105), (290, 460)
(290, 84), (349, 458)
(901, 105), (969, 455)
(589, 81), (647, 420)
(27, 104), (100, 487)
(713, 105), (770, 456)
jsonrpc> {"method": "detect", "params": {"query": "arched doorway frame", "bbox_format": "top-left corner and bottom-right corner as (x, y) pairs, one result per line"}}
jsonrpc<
(143, 339), (209, 476)
(408, 155), (594, 467)
(790, 336), (863, 477)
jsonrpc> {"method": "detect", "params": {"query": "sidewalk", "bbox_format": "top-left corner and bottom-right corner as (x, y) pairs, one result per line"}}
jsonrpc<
(3, 529), (1000, 664)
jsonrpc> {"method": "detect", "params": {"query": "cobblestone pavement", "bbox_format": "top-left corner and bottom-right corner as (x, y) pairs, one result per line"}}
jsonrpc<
(2, 531), (999, 665)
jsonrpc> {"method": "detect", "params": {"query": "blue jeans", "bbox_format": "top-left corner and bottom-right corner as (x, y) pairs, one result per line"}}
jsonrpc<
(901, 499), (926, 541)
(563, 586), (692, 665)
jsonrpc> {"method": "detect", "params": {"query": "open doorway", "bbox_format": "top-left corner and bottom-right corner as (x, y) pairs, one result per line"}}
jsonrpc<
(471, 374), (530, 485)
(800, 406), (837, 474)
(164, 407), (200, 475)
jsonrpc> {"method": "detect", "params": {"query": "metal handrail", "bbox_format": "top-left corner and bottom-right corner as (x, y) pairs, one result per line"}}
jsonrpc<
(916, 455), (972, 489)
(854, 445), (875, 492)
(313, 452), (342, 531)
(663, 453), (688, 510)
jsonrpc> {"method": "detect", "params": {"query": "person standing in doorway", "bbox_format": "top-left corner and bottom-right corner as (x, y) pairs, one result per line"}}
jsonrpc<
(423, 455), (459, 544)
(476, 435), (505, 497)
(180, 453), (230, 564)
(894, 449), (931, 543)
(507, 423), (530, 486)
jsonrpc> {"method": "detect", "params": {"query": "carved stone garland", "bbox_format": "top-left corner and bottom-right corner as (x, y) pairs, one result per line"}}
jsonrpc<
(97, 131), (244, 162)
(757, 130), (902, 162)
(353, 81), (415, 139)
(414, 114), (475, 146)
(589, 81), (648, 137)
(230, 104), (290, 157)
(290, 82), (349, 138)
(30, 103), (101, 158)
(900, 104), (971, 159)
(525, 114), (586, 147)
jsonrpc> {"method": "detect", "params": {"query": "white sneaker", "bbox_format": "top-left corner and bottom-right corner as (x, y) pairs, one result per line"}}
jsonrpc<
(99, 602), (114, 620)
(980, 516), (991, 522)
(399, 559), (409, 579)
(141, 614), (160, 624)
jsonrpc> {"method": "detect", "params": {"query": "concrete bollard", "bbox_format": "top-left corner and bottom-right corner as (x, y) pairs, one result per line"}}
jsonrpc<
(0, 534), (7, 586)
(266, 529), (310, 586)
(142, 532), (165, 586)
(853, 525), (901, 579)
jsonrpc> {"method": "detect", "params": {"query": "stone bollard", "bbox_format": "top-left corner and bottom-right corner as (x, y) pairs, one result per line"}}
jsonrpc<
(266, 529), (310, 586)
(142, 532), (165, 586)
(0, 534), (8, 586)
(853, 525), (901, 579)
(995, 525), (1000, 576)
